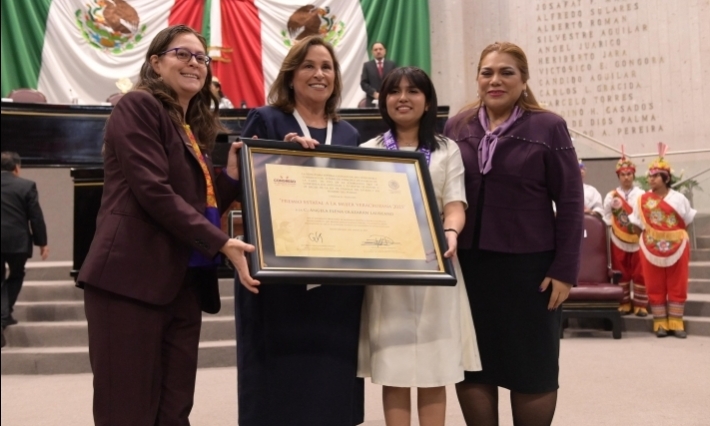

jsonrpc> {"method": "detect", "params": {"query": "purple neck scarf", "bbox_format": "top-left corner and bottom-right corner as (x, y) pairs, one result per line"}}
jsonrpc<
(383, 130), (431, 165)
(477, 105), (523, 174)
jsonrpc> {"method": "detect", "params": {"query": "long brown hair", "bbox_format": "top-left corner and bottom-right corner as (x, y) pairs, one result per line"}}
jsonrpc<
(134, 25), (223, 150)
(456, 42), (545, 132)
(378, 67), (446, 152)
(268, 35), (342, 121)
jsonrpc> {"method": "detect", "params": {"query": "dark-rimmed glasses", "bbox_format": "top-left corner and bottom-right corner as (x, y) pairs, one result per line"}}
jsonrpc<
(159, 47), (211, 66)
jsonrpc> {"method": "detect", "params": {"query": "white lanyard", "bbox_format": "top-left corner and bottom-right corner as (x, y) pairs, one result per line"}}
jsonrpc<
(292, 109), (333, 145)
(293, 109), (330, 291)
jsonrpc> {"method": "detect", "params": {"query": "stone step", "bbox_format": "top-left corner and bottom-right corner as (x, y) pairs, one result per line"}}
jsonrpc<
(621, 316), (710, 337)
(693, 215), (710, 235)
(19, 277), (369, 301)
(24, 261), (73, 281)
(13, 281), (710, 324)
(2, 316), (235, 348)
(219, 278), (235, 297)
(684, 293), (710, 317)
(17, 281), (84, 302)
(689, 279), (710, 294)
(18, 279), (236, 303)
(13, 297), (237, 322)
(697, 236), (710, 249)
(12, 301), (86, 322)
(691, 249), (710, 262)
(690, 262), (710, 280)
(610, 294), (709, 318)
(0, 340), (236, 375)
(563, 316), (710, 338)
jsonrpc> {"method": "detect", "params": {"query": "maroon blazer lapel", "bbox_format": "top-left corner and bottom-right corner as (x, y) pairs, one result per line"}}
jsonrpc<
(175, 123), (227, 212)
(175, 122), (202, 165)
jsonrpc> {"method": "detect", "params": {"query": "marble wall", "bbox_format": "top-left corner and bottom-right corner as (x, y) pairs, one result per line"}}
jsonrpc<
(18, 1), (710, 263)
(430, 0), (710, 210)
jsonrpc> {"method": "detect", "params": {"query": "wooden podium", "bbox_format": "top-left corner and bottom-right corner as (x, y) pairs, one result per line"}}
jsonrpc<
(1, 102), (450, 277)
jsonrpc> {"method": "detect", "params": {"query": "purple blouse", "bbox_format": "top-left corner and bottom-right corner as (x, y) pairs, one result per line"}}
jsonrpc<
(444, 109), (584, 285)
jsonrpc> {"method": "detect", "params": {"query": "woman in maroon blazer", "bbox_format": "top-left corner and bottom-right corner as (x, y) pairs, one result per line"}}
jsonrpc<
(444, 42), (583, 426)
(77, 25), (257, 426)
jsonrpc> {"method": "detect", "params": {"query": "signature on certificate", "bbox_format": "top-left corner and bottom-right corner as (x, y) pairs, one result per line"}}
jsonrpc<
(308, 232), (324, 243)
(361, 235), (397, 247)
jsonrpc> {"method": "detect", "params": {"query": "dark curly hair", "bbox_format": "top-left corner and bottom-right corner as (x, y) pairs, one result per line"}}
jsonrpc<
(134, 25), (223, 150)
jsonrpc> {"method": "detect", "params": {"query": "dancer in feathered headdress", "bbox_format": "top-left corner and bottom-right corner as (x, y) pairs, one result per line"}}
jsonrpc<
(602, 146), (647, 316)
(629, 143), (696, 338)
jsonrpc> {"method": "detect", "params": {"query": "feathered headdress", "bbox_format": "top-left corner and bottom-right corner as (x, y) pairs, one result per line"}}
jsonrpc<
(648, 142), (671, 176)
(615, 144), (636, 174)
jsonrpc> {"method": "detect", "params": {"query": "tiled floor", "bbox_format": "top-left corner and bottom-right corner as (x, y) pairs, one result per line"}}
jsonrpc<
(2, 332), (709, 425)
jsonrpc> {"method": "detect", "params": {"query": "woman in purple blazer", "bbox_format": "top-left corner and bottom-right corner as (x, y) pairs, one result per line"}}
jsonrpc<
(444, 42), (583, 425)
(77, 25), (256, 425)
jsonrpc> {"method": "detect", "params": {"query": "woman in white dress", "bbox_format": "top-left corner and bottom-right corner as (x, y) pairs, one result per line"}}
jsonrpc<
(358, 66), (481, 426)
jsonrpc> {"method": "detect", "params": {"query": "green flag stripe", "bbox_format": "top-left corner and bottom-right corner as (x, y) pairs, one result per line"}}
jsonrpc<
(202, 0), (212, 43)
(1, 0), (53, 97)
(359, 0), (431, 74)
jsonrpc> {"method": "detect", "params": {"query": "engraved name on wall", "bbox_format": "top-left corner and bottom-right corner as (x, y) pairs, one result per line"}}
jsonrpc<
(530, 0), (663, 139)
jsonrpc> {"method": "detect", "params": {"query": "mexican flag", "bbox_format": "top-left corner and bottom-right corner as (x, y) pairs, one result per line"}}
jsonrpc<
(1, 0), (205, 104)
(1, 0), (430, 108)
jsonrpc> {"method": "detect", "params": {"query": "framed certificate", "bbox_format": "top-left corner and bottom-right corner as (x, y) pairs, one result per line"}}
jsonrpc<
(239, 139), (456, 286)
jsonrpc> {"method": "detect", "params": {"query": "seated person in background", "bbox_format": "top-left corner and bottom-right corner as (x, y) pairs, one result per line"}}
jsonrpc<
(580, 159), (604, 217)
(211, 76), (234, 109)
(360, 42), (397, 106)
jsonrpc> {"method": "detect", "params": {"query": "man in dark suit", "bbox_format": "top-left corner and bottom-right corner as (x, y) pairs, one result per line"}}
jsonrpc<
(1, 152), (49, 347)
(360, 41), (397, 107)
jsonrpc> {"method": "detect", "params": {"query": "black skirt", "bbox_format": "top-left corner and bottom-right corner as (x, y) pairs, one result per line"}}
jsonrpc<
(235, 281), (365, 426)
(458, 248), (561, 393)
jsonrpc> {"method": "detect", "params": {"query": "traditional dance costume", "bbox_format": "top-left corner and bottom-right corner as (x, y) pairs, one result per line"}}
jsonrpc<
(602, 154), (647, 314)
(630, 145), (696, 335)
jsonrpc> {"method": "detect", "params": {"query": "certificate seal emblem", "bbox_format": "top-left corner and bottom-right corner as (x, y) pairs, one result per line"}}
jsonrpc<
(388, 180), (400, 191)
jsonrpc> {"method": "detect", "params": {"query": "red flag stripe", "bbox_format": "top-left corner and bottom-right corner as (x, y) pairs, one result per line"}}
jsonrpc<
(169, 0), (205, 32)
(215, 0), (264, 108)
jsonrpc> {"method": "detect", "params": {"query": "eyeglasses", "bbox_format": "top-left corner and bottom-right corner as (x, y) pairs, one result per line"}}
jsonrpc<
(159, 47), (211, 66)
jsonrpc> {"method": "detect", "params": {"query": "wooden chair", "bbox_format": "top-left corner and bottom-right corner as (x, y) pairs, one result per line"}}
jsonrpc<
(7, 88), (47, 103)
(562, 214), (624, 339)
